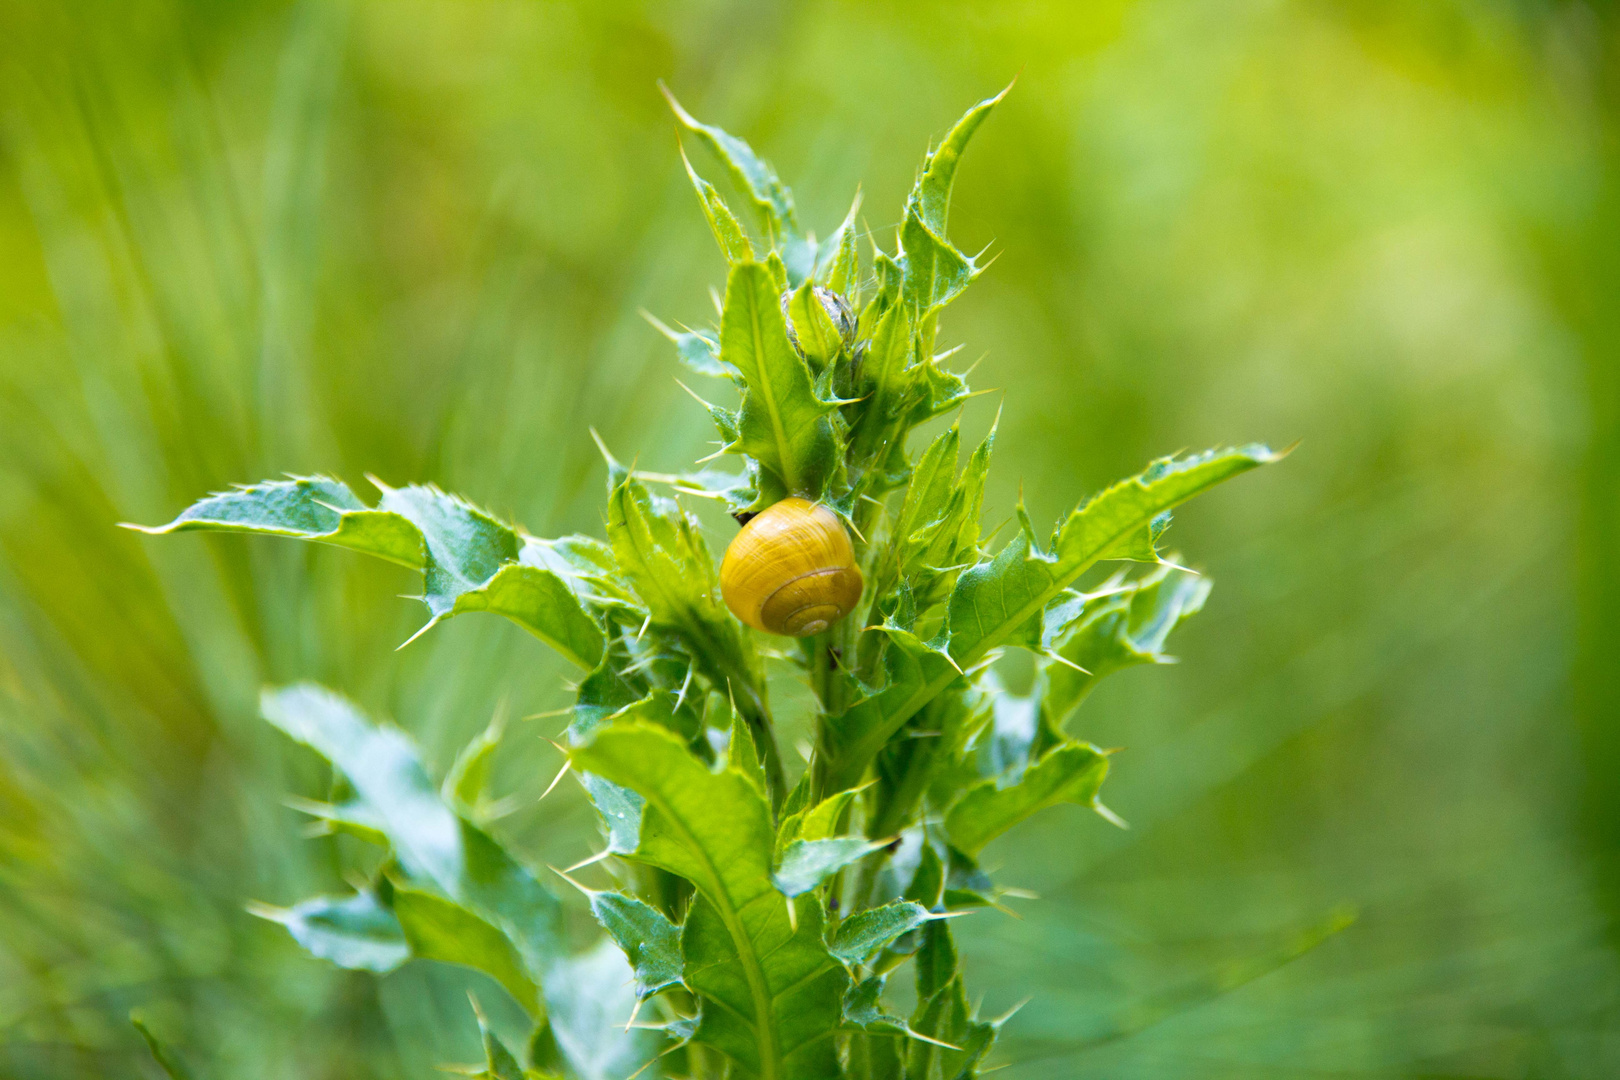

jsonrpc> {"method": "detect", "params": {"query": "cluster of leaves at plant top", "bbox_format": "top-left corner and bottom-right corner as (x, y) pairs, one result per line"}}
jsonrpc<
(132, 86), (1279, 1080)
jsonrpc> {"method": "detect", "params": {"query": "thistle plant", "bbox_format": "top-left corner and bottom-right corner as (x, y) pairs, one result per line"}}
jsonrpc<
(132, 86), (1280, 1080)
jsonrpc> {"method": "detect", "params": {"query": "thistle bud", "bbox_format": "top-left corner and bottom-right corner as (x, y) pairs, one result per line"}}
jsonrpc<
(780, 286), (856, 358)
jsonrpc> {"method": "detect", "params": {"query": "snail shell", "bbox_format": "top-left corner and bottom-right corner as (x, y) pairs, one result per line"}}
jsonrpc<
(720, 498), (863, 636)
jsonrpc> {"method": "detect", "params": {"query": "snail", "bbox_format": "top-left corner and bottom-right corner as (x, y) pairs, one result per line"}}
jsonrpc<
(720, 497), (864, 636)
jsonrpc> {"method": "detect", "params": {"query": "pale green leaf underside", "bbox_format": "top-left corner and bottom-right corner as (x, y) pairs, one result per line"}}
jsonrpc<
(132, 477), (603, 668)
(249, 891), (408, 973)
(945, 742), (1110, 856)
(773, 836), (887, 899)
(828, 901), (931, 967)
(260, 685), (565, 994)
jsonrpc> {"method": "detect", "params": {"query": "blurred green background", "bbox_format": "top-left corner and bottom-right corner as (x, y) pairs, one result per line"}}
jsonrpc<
(3, 1), (1618, 1076)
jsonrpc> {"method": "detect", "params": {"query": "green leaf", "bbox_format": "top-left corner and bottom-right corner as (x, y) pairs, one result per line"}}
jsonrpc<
(777, 787), (861, 850)
(728, 708), (769, 797)
(956, 453), (1237, 657)
(1044, 563), (1211, 724)
(827, 901), (931, 967)
(683, 148), (754, 264)
(820, 627), (962, 793)
(580, 772), (644, 855)
(542, 939), (658, 1080)
(127, 475), (421, 563)
(603, 471), (771, 757)
(662, 84), (811, 281)
(842, 975), (907, 1035)
(132, 477), (605, 668)
(847, 304), (913, 467)
(571, 722), (847, 1079)
(907, 922), (996, 1080)
(719, 261), (839, 499)
(944, 741), (1110, 856)
(823, 446), (1277, 791)
(469, 999), (527, 1080)
(586, 891), (684, 1000)
(773, 836), (887, 899)
(787, 279), (845, 369)
(260, 685), (566, 971)
(913, 85), (1010, 236)
(645, 313), (732, 379)
(444, 711), (505, 815)
(908, 976), (994, 1080)
(131, 1015), (196, 1080)
(435, 562), (605, 671)
(891, 87), (1008, 327)
(248, 890), (408, 973)
(819, 192), (862, 294)
(1100, 509), (1172, 562)
(897, 209), (981, 320)
(393, 885), (542, 1018)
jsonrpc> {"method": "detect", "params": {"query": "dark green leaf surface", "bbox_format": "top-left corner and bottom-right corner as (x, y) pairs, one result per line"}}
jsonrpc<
(827, 902), (930, 967)
(587, 891), (684, 1000)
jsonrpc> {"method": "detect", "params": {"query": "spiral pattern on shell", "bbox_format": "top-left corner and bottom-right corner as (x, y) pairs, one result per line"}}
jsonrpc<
(719, 498), (864, 636)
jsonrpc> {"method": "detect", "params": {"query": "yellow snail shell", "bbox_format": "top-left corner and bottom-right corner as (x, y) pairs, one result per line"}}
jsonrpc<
(720, 498), (863, 637)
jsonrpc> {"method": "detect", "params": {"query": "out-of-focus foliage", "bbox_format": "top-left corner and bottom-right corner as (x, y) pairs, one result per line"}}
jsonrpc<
(0, 1), (1615, 1078)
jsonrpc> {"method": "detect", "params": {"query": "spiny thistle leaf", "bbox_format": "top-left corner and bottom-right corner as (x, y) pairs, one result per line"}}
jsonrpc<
(1042, 562), (1211, 724)
(393, 885), (543, 1017)
(259, 686), (565, 990)
(247, 890), (408, 974)
(645, 313), (732, 379)
(585, 891), (684, 1000)
(823, 446), (1280, 792)
(130, 477), (605, 668)
(773, 836), (887, 899)
(913, 84), (1012, 236)
(948, 446), (1278, 662)
(125, 475), (422, 563)
(683, 149), (755, 264)
(828, 901), (931, 968)
(907, 922), (995, 1079)
(718, 260), (840, 501)
(945, 741), (1110, 856)
(570, 722), (847, 1079)
(662, 84), (815, 283)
